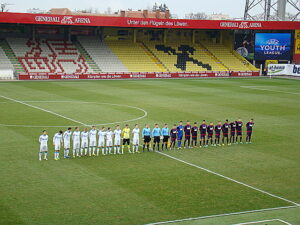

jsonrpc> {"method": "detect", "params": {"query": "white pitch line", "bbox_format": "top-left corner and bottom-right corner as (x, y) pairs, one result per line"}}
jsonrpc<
(157, 151), (299, 206)
(240, 86), (300, 95)
(145, 205), (299, 225)
(232, 218), (292, 225)
(0, 95), (88, 126)
(0, 100), (148, 128)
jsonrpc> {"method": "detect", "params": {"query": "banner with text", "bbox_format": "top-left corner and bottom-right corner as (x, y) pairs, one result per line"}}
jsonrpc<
(18, 71), (259, 80)
(267, 64), (300, 76)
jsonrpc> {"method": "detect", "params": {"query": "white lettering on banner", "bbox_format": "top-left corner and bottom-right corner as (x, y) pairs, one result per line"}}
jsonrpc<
(127, 19), (188, 27)
(61, 75), (79, 79)
(35, 16), (91, 24)
(220, 21), (262, 29)
(260, 39), (286, 56)
(35, 16), (60, 23)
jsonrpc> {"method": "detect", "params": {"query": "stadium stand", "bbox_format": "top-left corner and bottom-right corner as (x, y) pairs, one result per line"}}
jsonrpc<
(202, 42), (258, 71)
(2, 36), (258, 74)
(6, 38), (94, 74)
(106, 40), (167, 72)
(0, 39), (24, 74)
(77, 36), (128, 72)
(145, 41), (228, 72)
(0, 46), (14, 70)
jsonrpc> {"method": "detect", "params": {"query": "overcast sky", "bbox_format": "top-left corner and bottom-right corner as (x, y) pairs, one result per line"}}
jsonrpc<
(6, 0), (248, 18)
(5, 0), (298, 19)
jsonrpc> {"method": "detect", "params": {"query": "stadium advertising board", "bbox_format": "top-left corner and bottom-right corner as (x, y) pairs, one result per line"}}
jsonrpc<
(0, 12), (299, 30)
(294, 30), (300, 63)
(255, 33), (292, 60)
(267, 64), (300, 76)
(18, 71), (259, 80)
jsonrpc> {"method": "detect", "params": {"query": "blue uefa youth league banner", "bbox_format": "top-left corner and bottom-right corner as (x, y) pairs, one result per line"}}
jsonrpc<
(255, 33), (291, 60)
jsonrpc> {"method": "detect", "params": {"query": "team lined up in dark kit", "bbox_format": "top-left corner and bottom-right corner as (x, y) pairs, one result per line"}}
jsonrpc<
(154, 118), (254, 151)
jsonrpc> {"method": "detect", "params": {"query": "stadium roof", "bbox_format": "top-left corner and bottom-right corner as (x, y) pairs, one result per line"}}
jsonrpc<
(0, 12), (299, 30)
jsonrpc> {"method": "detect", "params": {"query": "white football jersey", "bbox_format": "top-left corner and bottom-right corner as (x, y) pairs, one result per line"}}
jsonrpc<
(132, 128), (140, 140)
(89, 129), (97, 140)
(39, 134), (48, 146)
(72, 131), (81, 142)
(114, 129), (122, 140)
(63, 130), (72, 142)
(106, 130), (113, 141)
(53, 133), (63, 144)
(98, 130), (106, 141)
(81, 131), (89, 141)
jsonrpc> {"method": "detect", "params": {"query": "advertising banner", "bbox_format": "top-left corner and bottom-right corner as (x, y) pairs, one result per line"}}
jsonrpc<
(267, 64), (300, 76)
(0, 12), (299, 30)
(255, 33), (292, 60)
(18, 71), (259, 80)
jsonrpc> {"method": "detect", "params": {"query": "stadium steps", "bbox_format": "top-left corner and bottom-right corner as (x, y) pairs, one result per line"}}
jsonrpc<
(78, 37), (128, 72)
(231, 50), (259, 71)
(106, 40), (165, 72)
(0, 39), (24, 74)
(139, 42), (169, 72)
(202, 42), (258, 71)
(73, 41), (102, 73)
(144, 41), (228, 72)
(197, 42), (230, 71)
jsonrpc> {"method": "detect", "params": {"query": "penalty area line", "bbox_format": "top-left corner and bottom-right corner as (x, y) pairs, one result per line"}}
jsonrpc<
(240, 86), (300, 95)
(145, 205), (299, 225)
(157, 151), (299, 206)
(232, 218), (292, 225)
(0, 95), (88, 126)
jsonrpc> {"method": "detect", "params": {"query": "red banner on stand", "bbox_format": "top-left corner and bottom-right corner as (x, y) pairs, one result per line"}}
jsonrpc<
(18, 71), (259, 80)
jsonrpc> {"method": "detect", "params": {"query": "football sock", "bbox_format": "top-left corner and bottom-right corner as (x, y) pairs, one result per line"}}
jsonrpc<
(39, 152), (42, 160)
(153, 144), (156, 150)
(44, 152), (48, 159)
(143, 144), (145, 151)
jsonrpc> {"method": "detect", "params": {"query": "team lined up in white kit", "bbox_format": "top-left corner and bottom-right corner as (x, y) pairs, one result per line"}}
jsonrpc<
(38, 124), (139, 161)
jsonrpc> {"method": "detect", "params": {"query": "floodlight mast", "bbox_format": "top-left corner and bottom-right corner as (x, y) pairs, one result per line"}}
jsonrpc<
(244, 0), (300, 21)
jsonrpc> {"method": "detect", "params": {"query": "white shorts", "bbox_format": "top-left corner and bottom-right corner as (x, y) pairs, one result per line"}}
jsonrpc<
(89, 139), (96, 147)
(54, 143), (61, 150)
(64, 141), (70, 149)
(73, 142), (80, 149)
(81, 141), (88, 148)
(40, 145), (48, 152)
(114, 138), (121, 146)
(133, 138), (139, 145)
(98, 140), (105, 147)
(106, 139), (113, 147)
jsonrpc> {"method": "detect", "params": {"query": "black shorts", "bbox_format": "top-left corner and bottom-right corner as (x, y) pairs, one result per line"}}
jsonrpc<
(200, 133), (206, 138)
(144, 136), (151, 143)
(163, 136), (169, 142)
(237, 130), (242, 136)
(171, 137), (176, 142)
(223, 132), (228, 137)
(247, 131), (252, 136)
(208, 135), (213, 139)
(185, 135), (191, 140)
(231, 132), (235, 136)
(215, 134), (220, 138)
(154, 136), (160, 143)
(123, 139), (130, 145)
(192, 136), (197, 141)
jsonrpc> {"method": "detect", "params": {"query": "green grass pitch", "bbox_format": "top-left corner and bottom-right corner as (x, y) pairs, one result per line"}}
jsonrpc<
(0, 78), (299, 225)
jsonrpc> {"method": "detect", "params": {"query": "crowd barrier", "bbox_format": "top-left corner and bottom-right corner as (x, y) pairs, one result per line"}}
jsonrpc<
(18, 71), (259, 80)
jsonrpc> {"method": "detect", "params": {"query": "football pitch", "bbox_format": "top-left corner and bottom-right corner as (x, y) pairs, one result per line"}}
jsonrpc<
(0, 77), (299, 225)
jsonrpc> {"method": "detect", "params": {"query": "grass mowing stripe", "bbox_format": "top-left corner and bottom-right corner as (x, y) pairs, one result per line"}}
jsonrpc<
(156, 152), (299, 206)
(0, 95), (88, 126)
(145, 205), (299, 225)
